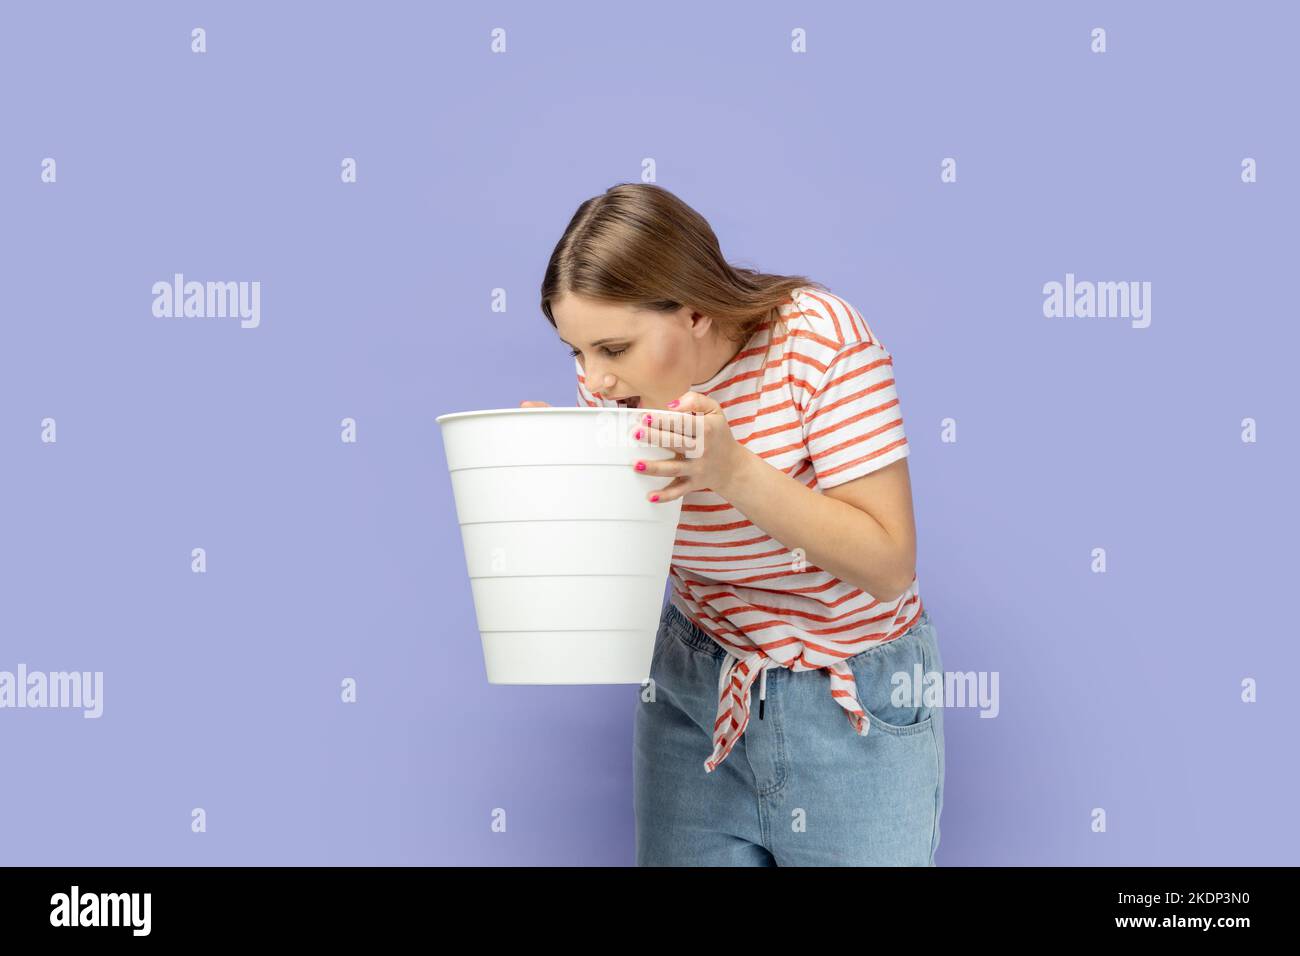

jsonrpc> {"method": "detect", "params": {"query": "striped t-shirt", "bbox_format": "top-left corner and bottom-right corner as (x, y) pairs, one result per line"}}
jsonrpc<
(577, 286), (924, 773)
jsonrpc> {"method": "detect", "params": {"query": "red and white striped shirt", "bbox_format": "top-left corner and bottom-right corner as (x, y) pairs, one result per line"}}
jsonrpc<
(577, 286), (924, 773)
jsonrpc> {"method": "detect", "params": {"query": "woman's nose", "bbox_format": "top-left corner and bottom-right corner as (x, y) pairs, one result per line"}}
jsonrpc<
(592, 371), (617, 397)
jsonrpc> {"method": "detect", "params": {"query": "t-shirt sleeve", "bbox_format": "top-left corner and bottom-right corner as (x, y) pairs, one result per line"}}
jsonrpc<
(575, 357), (617, 408)
(799, 339), (910, 488)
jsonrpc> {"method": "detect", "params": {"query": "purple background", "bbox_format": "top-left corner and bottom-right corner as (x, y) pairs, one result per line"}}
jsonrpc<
(1, 0), (1295, 865)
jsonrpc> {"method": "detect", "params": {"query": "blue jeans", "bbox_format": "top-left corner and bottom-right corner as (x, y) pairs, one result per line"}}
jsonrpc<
(634, 600), (945, 865)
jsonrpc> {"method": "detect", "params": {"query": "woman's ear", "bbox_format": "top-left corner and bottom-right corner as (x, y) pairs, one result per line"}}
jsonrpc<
(689, 310), (713, 339)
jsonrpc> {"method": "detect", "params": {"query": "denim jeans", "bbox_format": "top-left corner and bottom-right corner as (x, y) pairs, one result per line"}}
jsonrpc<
(634, 600), (945, 866)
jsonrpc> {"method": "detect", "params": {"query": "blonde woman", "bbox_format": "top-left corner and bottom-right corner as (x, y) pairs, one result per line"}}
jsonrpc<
(522, 183), (944, 866)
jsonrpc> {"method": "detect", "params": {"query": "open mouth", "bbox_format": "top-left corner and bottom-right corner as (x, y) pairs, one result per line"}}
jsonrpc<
(617, 396), (642, 409)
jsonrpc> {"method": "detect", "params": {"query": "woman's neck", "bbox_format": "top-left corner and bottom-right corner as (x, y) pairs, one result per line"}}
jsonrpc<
(695, 327), (747, 386)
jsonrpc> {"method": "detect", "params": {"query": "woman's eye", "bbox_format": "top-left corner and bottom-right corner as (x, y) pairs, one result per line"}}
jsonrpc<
(569, 346), (627, 359)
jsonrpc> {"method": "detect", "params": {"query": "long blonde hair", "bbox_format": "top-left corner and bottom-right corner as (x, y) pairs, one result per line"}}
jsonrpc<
(540, 183), (827, 399)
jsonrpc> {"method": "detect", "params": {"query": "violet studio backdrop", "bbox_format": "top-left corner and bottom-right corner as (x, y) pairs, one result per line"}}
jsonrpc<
(0, 0), (1295, 866)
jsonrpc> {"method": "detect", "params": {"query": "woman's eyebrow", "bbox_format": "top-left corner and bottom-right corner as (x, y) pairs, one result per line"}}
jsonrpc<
(559, 336), (628, 349)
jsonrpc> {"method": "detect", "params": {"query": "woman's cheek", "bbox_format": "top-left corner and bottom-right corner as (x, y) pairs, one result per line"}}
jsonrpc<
(649, 338), (687, 391)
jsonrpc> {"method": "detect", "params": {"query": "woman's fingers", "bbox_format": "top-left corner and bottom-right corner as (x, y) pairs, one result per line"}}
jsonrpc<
(632, 414), (697, 455)
(519, 400), (552, 408)
(646, 475), (693, 503)
(632, 451), (688, 477)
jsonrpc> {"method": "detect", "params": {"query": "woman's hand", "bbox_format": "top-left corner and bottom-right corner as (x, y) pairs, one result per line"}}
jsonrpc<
(629, 391), (750, 504)
(519, 400), (551, 408)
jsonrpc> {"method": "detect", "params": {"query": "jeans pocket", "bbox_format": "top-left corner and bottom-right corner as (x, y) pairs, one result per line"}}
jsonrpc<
(648, 604), (678, 676)
(844, 619), (937, 736)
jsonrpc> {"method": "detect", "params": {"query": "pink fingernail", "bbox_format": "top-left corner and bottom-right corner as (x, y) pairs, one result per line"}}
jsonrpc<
(650, 494), (659, 502)
(634, 428), (642, 439)
(643, 414), (652, 425)
(666, 400), (679, 408)
(635, 461), (645, 471)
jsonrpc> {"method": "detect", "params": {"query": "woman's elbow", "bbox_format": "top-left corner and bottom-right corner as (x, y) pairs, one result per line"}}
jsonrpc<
(879, 565), (917, 604)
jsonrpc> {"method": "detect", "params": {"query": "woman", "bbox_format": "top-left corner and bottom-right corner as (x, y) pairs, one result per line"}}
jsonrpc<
(522, 183), (944, 866)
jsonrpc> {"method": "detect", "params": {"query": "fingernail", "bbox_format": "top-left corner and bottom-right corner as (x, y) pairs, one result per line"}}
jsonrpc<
(666, 400), (679, 408)
(634, 428), (642, 439)
(643, 414), (652, 425)
(650, 494), (660, 502)
(635, 461), (646, 471)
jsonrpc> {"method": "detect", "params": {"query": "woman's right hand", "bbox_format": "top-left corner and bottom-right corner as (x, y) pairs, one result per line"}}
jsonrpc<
(519, 400), (551, 408)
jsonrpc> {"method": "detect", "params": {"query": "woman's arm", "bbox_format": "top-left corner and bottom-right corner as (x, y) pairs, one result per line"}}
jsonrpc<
(633, 392), (917, 604)
(718, 447), (917, 604)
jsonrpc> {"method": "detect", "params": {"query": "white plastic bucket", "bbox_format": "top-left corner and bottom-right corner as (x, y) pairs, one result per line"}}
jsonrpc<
(435, 406), (687, 684)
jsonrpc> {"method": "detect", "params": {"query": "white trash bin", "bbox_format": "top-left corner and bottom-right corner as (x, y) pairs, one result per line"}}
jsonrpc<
(435, 406), (688, 684)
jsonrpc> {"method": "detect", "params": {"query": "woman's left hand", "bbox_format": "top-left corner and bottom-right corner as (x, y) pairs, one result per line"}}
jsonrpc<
(629, 392), (750, 503)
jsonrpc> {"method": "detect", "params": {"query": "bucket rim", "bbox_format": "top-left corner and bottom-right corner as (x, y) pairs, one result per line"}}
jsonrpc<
(436, 406), (678, 424)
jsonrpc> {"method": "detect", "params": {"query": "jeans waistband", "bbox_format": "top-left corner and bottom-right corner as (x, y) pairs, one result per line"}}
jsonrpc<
(666, 602), (728, 659)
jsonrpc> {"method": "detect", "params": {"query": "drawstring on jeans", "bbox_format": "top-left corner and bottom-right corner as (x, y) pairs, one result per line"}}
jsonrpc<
(758, 665), (768, 719)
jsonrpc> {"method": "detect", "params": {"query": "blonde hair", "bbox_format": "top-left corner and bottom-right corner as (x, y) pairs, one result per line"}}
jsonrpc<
(540, 183), (827, 400)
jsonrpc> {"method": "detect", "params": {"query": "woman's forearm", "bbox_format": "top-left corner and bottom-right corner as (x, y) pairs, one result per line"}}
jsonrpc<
(715, 446), (912, 604)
